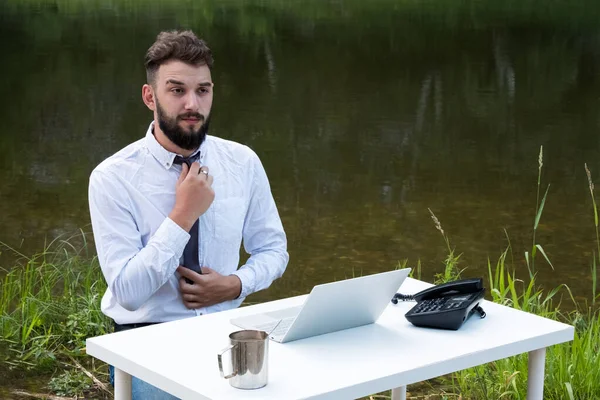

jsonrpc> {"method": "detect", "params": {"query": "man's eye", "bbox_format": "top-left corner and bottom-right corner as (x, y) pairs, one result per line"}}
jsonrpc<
(171, 88), (183, 94)
(198, 88), (210, 94)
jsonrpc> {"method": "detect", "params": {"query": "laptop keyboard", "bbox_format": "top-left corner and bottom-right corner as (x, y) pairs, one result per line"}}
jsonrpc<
(255, 317), (296, 338)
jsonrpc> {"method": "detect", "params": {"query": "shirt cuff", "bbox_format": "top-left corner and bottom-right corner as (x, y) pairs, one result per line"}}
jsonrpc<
(153, 217), (191, 259)
(231, 268), (255, 299)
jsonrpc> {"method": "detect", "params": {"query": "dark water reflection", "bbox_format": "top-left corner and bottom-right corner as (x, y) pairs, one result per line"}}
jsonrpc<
(1, 0), (600, 304)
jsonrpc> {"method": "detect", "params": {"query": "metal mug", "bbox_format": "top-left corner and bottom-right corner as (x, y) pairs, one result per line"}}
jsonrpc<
(218, 330), (269, 389)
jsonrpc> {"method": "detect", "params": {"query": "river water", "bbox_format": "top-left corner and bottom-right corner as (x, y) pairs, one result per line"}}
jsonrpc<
(1, 0), (600, 306)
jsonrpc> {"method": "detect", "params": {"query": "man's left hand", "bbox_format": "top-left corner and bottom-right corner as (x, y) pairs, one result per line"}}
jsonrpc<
(177, 266), (242, 309)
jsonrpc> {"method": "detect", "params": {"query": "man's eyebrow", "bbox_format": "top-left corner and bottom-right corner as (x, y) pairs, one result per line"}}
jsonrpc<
(165, 79), (213, 87)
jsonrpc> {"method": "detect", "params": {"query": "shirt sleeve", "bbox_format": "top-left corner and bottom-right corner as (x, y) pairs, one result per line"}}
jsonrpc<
(231, 150), (289, 298)
(88, 169), (189, 311)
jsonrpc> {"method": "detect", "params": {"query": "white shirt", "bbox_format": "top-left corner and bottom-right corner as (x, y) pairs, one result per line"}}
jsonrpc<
(88, 123), (289, 324)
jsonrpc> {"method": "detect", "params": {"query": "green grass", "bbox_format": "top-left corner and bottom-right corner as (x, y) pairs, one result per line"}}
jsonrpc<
(0, 231), (111, 397)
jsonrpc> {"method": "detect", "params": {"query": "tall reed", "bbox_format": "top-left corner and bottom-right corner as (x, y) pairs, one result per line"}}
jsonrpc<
(428, 208), (464, 284)
(526, 145), (553, 279)
(585, 163), (599, 304)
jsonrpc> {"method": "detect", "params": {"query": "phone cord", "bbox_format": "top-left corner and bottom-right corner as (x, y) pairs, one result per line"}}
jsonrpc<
(474, 305), (486, 318)
(391, 293), (414, 304)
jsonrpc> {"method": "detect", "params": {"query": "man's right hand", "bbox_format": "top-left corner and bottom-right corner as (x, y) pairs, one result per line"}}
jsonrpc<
(169, 162), (215, 232)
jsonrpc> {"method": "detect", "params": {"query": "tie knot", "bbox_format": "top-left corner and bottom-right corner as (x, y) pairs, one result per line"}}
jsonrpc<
(173, 152), (201, 167)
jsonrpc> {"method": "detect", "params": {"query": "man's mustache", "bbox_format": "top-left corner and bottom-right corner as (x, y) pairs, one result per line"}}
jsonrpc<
(178, 113), (205, 121)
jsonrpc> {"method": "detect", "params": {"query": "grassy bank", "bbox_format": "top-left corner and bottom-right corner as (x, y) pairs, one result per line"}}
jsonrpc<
(3, 246), (598, 399)
(1, 149), (600, 399)
(0, 234), (112, 398)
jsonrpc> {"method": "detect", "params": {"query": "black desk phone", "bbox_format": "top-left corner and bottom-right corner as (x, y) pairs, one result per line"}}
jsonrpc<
(392, 278), (486, 330)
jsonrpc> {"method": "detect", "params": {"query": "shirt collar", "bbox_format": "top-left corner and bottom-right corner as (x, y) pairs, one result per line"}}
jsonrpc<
(144, 121), (206, 170)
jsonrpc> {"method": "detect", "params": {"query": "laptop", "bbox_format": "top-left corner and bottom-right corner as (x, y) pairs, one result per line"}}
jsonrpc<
(230, 268), (411, 343)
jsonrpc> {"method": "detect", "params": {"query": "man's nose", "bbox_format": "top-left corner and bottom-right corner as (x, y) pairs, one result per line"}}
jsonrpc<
(184, 92), (200, 110)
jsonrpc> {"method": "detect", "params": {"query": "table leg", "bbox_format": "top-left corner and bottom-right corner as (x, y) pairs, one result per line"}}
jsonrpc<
(114, 367), (132, 400)
(526, 347), (547, 400)
(391, 386), (406, 400)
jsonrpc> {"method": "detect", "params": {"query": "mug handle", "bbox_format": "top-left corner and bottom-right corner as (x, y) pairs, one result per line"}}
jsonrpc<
(218, 344), (238, 379)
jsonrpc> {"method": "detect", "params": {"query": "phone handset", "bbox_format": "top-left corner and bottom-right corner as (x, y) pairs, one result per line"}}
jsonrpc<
(391, 277), (483, 304)
(413, 278), (484, 302)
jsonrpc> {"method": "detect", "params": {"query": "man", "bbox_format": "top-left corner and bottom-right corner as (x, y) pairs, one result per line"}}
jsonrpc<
(88, 30), (289, 399)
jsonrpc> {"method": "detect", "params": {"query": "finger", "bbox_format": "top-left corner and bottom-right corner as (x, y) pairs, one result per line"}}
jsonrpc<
(199, 169), (209, 180)
(198, 165), (210, 181)
(187, 162), (201, 177)
(179, 277), (197, 293)
(183, 301), (202, 309)
(207, 174), (214, 187)
(177, 163), (189, 186)
(182, 293), (198, 302)
(178, 267), (202, 286)
(200, 266), (213, 274)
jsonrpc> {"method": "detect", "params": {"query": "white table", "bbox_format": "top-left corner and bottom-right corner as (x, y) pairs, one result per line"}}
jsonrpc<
(86, 278), (574, 400)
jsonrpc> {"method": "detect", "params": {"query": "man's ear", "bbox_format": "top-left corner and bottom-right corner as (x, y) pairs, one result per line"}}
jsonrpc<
(142, 84), (156, 111)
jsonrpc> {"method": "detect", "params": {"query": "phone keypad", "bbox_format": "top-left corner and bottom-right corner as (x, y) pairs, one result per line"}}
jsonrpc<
(411, 296), (469, 314)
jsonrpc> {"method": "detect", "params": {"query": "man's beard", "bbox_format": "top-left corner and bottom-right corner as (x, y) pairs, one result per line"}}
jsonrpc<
(156, 98), (210, 151)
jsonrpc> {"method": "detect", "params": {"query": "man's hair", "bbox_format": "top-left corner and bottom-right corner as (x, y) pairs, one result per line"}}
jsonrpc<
(144, 30), (214, 85)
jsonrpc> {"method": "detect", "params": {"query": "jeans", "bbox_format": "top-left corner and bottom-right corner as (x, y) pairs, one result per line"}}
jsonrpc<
(109, 365), (179, 400)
